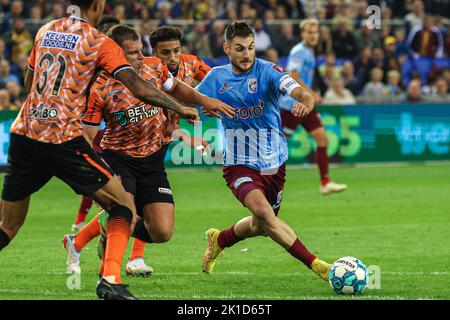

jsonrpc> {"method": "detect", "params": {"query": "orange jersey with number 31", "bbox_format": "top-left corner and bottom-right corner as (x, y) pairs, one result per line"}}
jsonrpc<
(10, 16), (132, 144)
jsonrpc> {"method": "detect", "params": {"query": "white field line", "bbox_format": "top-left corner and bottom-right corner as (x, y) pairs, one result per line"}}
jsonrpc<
(164, 160), (450, 173)
(39, 271), (450, 276)
(0, 289), (429, 300)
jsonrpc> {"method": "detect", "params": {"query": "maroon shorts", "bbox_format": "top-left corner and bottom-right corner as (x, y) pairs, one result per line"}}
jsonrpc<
(92, 129), (105, 153)
(280, 108), (323, 136)
(222, 164), (286, 216)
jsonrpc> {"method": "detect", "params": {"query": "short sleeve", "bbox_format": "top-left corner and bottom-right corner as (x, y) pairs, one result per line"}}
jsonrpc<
(96, 37), (133, 78)
(286, 50), (306, 73)
(82, 88), (104, 127)
(265, 62), (290, 92)
(193, 58), (211, 82)
(28, 46), (36, 70)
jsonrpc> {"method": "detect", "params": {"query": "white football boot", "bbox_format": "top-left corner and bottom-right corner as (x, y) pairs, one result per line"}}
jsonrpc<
(125, 258), (153, 277)
(320, 181), (348, 195)
(71, 222), (86, 233)
(62, 234), (81, 274)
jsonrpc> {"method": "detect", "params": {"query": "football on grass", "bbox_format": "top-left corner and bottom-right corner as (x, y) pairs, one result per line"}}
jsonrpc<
(328, 256), (369, 295)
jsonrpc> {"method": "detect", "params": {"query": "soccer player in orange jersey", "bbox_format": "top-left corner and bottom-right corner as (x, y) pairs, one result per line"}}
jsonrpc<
(150, 26), (213, 147)
(0, 0), (234, 300)
(70, 15), (120, 233)
(62, 25), (233, 278)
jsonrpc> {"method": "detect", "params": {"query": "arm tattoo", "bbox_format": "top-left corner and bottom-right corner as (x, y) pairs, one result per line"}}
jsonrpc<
(116, 69), (184, 113)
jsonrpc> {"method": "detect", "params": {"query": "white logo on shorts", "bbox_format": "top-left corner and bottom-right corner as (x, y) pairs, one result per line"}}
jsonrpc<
(272, 190), (283, 210)
(234, 177), (253, 189)
(158, 187), (173, 195)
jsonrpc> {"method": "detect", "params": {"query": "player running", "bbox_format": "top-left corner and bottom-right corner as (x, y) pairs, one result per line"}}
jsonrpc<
(70, 15), (120, 233)
(279, 19), (347, 195)
(0, 0), (230, 300)
(62, 25), (234, 278)
(199, 22), (331, 281)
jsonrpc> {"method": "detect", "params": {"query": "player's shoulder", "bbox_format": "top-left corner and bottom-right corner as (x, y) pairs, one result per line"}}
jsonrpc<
(180, 54), (200, 64)
(91, 71), (114, 92)
(256, 58), (285, 72)
(206, 64), (228, 77)
(143, 56), (164, 67)
(290, 42), (307, 55)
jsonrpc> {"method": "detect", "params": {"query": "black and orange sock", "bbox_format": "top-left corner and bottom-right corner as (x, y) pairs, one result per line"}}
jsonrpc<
(132, 218), (153, 243)
(73, 215), (100, 252)
(103, 205), (132, 284)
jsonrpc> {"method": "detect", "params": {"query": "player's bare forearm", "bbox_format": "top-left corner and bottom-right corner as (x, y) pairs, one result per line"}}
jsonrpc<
(169, 79), (235, 119)
(169, 79), (206, 105)
(289, 87), (315, 118)
(290, 70), (321, 104)
(116, 68), (186, 114)
(290, 86), (315, 108)
(290, 71), (314, 97)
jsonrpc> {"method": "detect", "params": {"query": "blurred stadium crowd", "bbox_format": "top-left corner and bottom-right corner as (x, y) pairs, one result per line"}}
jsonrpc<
(1, 0), (450, 110)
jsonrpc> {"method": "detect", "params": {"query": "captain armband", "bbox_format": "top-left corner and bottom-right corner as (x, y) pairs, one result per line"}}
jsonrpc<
(279, 75), (302, 96)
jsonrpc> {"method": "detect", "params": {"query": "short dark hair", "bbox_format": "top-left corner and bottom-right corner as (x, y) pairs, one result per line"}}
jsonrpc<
(224, 21), (254, 43)
(107, 25), (140, 46)
(70, 0), (95, 10)
(99, 15), (120, 33)
(150, 26), (183, 49)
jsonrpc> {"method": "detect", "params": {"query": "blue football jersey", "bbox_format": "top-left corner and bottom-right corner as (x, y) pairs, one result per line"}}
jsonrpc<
(279, 42), (315, 111)
(197, 58), (290, 171)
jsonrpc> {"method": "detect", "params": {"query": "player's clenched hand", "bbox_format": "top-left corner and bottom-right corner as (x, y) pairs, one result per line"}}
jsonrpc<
(179, 106), (200, 123)
(200, 96), (235, 119)
(291, 101), (313, 118)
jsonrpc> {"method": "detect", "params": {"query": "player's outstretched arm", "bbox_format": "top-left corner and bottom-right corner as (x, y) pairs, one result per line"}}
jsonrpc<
(168, 79), (235, 119)
(115, 68), (199, 122)
(290, 86), (316, 118)
(290, 70), (322, 105)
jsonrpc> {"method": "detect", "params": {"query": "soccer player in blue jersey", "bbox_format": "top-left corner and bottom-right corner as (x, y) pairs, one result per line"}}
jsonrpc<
(199, 22), (331, 281)
(279, 19), (347, 195)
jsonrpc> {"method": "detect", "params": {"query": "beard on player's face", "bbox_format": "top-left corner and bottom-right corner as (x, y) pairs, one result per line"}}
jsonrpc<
(230, 57), (255, 73)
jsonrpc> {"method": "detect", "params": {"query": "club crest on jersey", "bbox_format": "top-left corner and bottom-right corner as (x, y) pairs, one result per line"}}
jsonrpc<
(247, 78), (258, 93)
(114, 111), (128, 127)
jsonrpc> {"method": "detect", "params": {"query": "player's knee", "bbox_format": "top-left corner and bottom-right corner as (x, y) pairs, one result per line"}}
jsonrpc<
(149, 224), (173, 243)
(314, 131), (328, 147)
(0, 218), (24, 237)
(107, 205), (133, 224)
(152, 229), (173, 243)
(252, 206), (276, 228)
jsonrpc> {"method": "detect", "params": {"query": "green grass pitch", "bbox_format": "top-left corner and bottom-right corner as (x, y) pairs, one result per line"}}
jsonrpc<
(0, 163), (449, 300)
